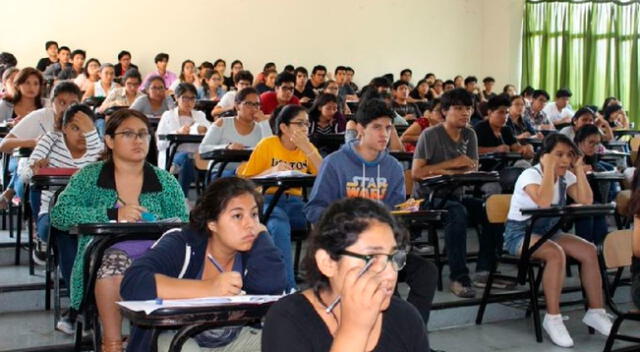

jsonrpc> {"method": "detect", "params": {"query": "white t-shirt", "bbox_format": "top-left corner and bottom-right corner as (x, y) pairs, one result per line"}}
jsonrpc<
(543, 102), (574, 124)
(218, 91), (237, 109)
(507, 165), (577, 221)
(11, 107), (55, 139)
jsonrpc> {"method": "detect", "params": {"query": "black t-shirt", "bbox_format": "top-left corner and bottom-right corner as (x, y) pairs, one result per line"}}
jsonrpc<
(36, 57), (54, 72)
(223, 76), (234, 90)
(262, 293), (429, 352)
(256, 83), (274, 95)
(294, 85), (316, 101)
(473, 119), (517, 147)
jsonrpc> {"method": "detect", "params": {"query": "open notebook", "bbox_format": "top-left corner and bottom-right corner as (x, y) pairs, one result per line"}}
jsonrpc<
(118, 295), (283, 314)
(251, 170), (309, 179)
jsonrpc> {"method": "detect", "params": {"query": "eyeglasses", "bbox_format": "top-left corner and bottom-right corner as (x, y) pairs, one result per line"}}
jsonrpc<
(289, 121), (310, 128)
(339, 249), (407, 272)
(149, 86), (165, 91)
(179, 95), (196, 102)
(280, 85), (294, 92)
(113, 130), (151, 141)
(242, 101), (261, 108)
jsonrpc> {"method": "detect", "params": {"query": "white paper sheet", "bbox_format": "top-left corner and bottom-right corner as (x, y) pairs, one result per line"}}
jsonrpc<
(118, 295), (283, 314)
(252, 170), (309, 179)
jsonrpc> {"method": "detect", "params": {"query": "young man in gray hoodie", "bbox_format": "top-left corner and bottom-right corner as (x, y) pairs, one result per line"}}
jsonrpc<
(303, 98), (439, 345)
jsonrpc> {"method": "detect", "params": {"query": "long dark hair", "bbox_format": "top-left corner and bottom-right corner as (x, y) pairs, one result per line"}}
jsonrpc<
(178, 60), (195, 82)
(7, 67), (44, 107)
(189, 177), (263, 235)
(308, 93), (338, 123)
(303, 197), (409, 291)
(533, 133), (581, 165)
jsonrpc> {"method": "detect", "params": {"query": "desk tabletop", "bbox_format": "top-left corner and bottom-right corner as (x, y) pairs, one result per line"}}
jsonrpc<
(393, 209), (446, 223)
(157, 134), (204, 143)
(587, 172), (625, 181)
(613, 129), (640, 137)
(199, 149), (252, 161)
(30, 174), (72, 189)
(517, 137), (542, 145)
(419, 171), (499, 187)
(120, 301), (273, 328)
(251, 175), (316, 188)
(520, 204), (614, 217)
(70, 222), (186, 236)
(479, 152), (523, 160)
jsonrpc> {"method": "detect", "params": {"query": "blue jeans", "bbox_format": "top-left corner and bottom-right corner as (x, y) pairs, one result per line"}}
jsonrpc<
(173, 152), (195, 197)
(7, 157), (25, 199)
(37, 214), (77, 286)
(264, 194), (306, 290)
(429, 197), (499, 281)
(95, 118), (105, 137)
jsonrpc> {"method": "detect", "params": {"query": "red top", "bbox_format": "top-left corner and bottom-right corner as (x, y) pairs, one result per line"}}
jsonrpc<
(403, 118), (430, 153)
(260, 91), (300, 115)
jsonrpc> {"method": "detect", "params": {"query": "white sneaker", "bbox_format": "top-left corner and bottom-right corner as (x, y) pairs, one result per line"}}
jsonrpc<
(543, 313), (574, 348)
(583, 308), (613, 336)
(55, 317), (74, 335)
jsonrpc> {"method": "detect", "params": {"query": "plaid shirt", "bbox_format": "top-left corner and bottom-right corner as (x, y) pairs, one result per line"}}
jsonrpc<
(524, 106), (551, 128)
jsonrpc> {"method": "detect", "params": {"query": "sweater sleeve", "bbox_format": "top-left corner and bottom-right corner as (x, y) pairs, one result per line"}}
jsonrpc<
(120, 229), (187, 300)
(198, 120), (226, 154)
(303, 160), (340, 224)
(243, 232), (287, 295)
(157, 170), (190, 221)
(20, 132), (57, 183)
(50, 165), (113, 231)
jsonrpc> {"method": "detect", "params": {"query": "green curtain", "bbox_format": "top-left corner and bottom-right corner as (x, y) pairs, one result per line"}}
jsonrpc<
(522, 0), (640, 125)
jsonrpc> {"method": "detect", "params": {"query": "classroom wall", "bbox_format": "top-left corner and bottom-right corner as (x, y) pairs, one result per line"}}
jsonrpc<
(0, 0), (524, 89)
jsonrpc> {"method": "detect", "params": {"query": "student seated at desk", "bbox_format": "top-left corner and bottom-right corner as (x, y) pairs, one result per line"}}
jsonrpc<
(474, 94), (535, 162)
(198, 87), (272, 177)
(156, 83), (210, 197)
(572, 124), (615, 244)
(50, 109), (188, 350)
(197, 69), (225, 101)
(303, 98), (439, 331)
(543, 88), (574, 128)
(260, 71), (300, 118)
(121, 177), (286, 352)
(263, 198), (430, 352)
(19, 104), (102, 272)
(74, 58), (100, 93)
(602, 103), (629, 130)
(130, 75), (175, 119)
(503, 133), (612, 348)
(238, 104), (322, 290)
(308, 93), (346, 136)
(0, 67), (45, 123)
(391, 80), (421, 123)
(411, 88), (502, 298)
(211, 70), (253, 119)
(169, 59), (200, 92)
(525, 89), (555, 131)
(98, 69), (143, 114)
(0, 81), (81, 209)
(506, 95), (541, 139)
(255, 69), (276, 95)
(82, 63), (120, 101)
(400, 99), (443, 152)
(558, 107), (613, 142)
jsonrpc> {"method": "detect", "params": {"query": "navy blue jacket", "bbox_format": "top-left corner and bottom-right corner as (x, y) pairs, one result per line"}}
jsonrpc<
(120, 226), (287, 351)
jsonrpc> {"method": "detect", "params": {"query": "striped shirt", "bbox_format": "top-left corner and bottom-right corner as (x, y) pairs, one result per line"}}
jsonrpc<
(23, 130), (103, 216)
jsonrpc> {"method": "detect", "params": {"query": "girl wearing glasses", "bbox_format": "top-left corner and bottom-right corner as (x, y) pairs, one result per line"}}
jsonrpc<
(198, 87), (271, 177)
(156, 82), (210, 197)
(130, 75), (175, 119)
(262, 197), (429, 352)
(238, 104), (322, 290)
(51, 109), (188, 351)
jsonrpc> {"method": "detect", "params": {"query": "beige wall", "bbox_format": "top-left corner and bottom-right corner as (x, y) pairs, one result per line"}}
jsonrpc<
(1, 0), (523, 88)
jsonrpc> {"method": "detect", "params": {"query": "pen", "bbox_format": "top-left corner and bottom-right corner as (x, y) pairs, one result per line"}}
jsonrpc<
(325, 259), (375, 313)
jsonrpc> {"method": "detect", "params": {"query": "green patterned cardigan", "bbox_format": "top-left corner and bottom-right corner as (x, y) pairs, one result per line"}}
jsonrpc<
(50, 161), (189, 309)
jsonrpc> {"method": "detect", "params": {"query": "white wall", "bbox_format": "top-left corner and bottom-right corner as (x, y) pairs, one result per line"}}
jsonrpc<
(0, 0), (523, 88)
